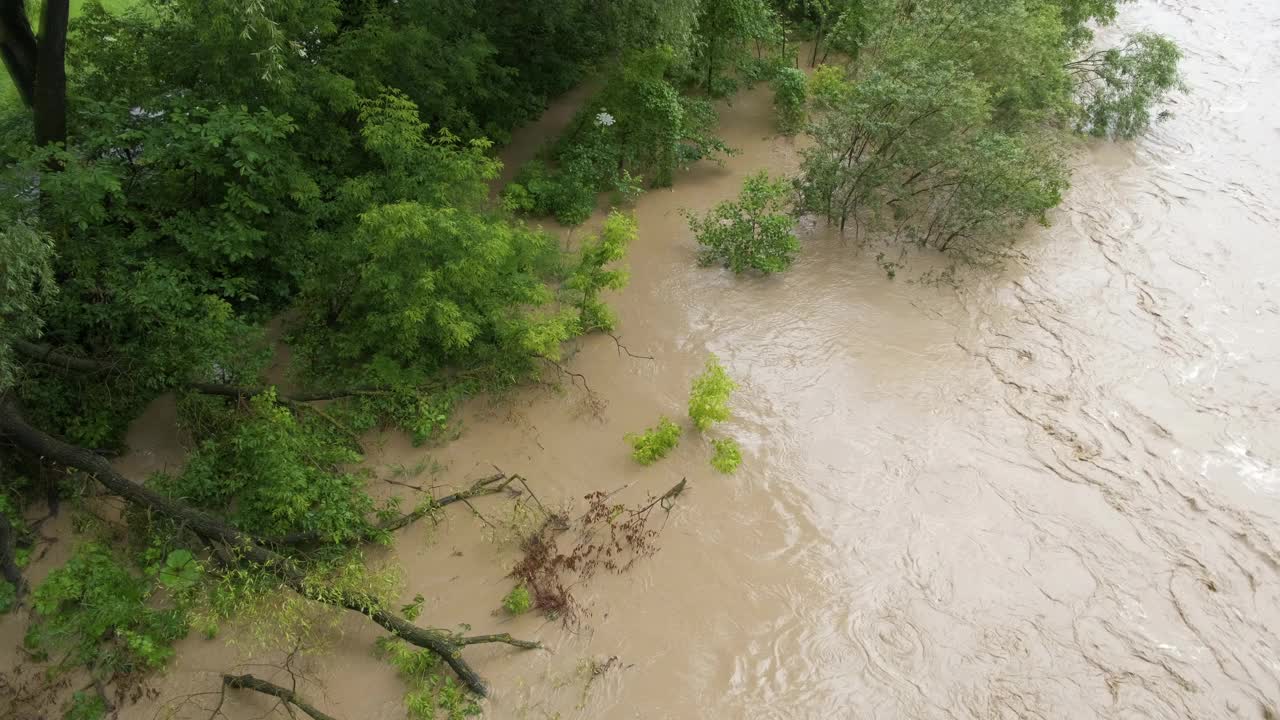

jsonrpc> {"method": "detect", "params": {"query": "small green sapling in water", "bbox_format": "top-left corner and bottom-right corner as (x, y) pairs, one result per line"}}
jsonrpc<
(710, 438), (742, 473)
(503, 585), (532, 615)
(626, 416), (682, 465)
(688, 355), (736, 431)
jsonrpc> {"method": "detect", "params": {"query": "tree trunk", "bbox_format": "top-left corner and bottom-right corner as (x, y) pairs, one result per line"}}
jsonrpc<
(0, 512), (26, 603)
(810, 17), (824, 67)
(32, 0), (68, 148)
(705, 37), (716, 93)
(0, 0), (38, 107)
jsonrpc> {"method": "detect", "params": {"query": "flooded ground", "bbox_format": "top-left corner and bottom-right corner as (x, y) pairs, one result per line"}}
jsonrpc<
(10, 0), (1277, 717)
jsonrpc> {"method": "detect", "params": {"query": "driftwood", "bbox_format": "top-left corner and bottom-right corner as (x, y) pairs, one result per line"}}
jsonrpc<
(0, 402), (538, 696)
(222, 674), (339, 720)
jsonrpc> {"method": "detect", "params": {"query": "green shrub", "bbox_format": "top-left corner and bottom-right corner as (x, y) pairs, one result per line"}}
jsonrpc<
(502, 585), (532, 615)
(626, 417), (682, 465)
(377, 637), (481, 720)
(65, 691), (108, 720)
(772, 66), (808, 134)
(688, 356), (736, 431)
(0, 580), (15, 613)
(685, 171), (799, 274)
(26, 544), (189, 682)
(738, 55), (789, 87)
(507, 149), (608, 226)
(507, 48), (732, 225)
(710, 438), (742, 473)
(157, 391), (377, 544)
(562, 211), (636, 333)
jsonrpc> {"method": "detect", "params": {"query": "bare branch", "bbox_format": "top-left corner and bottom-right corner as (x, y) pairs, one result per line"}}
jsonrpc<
(222, 675), (339, 720)
(605, 333), (654, 361)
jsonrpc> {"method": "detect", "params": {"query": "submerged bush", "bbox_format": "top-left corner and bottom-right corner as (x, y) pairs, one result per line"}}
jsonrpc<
(688, 355), (736, 431)
(503, 585), (533, 615)
(378, 637), (480, 720)
(686, 171), (798, 274)
(26, 544), (189, 681)
(710, 438), (743, 473)
(626, 416), (682, 465)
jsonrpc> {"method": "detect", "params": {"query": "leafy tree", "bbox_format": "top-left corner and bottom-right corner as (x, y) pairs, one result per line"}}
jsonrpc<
(1070, 32), (1184, 139)
(506, 47), (732, 223)
(688, 171), (799, 274)
(694, 0), (780, 94)
(0, 222), (53, 394)
(156, 391), (378, 544)
(772, 66), (807, 134)
(796, 0), (1178, 267)
(563, 211), (637, 333)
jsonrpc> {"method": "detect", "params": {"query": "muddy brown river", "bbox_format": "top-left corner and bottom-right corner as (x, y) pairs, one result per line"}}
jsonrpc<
(9, 0), (1278, 717)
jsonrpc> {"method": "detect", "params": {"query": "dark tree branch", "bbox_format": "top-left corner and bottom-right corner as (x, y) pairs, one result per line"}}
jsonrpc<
(12, 339), (117, 373)
(221, 675), (339, 720)
(33, 0), (68, 148)
(188, 383), (392, 403)
(605, 333), (654, 361)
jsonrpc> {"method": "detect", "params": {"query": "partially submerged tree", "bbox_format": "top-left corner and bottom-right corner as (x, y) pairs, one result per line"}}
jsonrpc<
(796, 0), (1181, 267)
(686, 171), (799, 274)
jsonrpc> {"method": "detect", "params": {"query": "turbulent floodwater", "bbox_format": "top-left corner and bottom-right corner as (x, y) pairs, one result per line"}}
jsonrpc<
(72, 0), (1280, 718)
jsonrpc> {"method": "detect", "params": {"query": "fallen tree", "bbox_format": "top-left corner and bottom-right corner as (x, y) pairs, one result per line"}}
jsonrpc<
(0, 401), (538, 696)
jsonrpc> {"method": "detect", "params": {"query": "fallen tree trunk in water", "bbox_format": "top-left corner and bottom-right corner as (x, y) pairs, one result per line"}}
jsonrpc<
(0, 402), (537, 696)
(222, 674), (339, 720)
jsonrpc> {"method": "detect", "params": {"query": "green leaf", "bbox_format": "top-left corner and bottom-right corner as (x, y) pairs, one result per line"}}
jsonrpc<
(158, 549), (200, 591)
